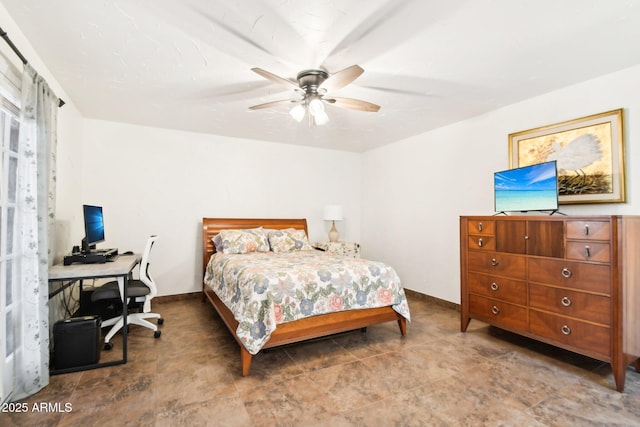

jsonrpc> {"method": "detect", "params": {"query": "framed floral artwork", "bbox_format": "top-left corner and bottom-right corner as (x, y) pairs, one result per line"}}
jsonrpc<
(508, 109), (625, 204)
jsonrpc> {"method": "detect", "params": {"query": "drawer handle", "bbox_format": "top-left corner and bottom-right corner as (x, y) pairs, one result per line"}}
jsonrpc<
(561, 268), (572, 278)
(561, 325), (571, 335)
(490, 282), (499, 291)
(491, 306), (500, 315)
(561, 296), (572, 307)
(478, 222), (483, 232)
(584, 246), (590, 258)
(491, 258), (499, 267)
(478, 238), (483, 247)
(584, 224), (589, 236)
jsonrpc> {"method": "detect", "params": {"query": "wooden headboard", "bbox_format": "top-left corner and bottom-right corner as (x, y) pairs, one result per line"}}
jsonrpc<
(201, 217), (308, 278)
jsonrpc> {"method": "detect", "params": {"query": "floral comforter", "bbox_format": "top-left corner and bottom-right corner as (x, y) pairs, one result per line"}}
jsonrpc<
(204, 250), (411, 355)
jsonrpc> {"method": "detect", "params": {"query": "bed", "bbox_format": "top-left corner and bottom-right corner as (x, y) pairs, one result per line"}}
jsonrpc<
(201, 217), (410, 376)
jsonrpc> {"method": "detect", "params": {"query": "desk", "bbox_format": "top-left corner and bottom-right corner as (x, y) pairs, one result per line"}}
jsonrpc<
(48, 254), (141, 374)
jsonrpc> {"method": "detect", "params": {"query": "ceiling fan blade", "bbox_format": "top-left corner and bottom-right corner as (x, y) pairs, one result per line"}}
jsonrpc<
(331, 97), (380, 112)
(359, 85), (436, 97)
(320, 65), (364, 93)
(249, 99), (292, 110)
(321, 2), (414, 64)
(192, 7), (307, 69)
(251, 68), (299, 91)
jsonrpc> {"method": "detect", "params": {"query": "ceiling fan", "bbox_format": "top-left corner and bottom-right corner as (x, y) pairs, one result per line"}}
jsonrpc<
(249, 65), (380, 126)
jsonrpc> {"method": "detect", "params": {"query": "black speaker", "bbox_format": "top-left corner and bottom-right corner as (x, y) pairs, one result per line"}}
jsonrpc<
(53, 315), (101, 369)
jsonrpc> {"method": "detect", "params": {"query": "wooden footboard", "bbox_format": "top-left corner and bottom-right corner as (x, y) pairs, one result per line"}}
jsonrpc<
(204, 284), (405, 375)
(201, 217), (407, 376)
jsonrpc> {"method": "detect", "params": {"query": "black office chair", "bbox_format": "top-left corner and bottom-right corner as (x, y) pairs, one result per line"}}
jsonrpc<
(91, 235), (163, 349)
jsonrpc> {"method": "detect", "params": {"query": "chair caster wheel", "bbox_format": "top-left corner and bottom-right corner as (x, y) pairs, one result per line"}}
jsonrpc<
(157, 318), (164, 325)
(104, 342), (114, 351)
(154, 330), (161, 339)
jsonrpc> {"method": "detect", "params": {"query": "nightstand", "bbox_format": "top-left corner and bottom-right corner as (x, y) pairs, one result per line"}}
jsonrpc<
(313, 241), (360, 258)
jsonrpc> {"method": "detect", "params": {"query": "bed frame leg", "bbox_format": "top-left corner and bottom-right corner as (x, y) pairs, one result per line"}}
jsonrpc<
(397, 317), (407, 336)
(241, 347), (252, 376)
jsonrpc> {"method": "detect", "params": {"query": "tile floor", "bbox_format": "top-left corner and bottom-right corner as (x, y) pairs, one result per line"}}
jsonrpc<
(5, 291), (640, 426)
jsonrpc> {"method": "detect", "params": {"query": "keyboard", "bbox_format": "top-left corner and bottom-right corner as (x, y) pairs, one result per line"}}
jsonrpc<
(94, 248), (118, 256)
(93, 248), (118, 262)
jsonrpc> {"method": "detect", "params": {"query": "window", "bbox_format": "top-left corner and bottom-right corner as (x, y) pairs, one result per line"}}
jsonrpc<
(0, 53), (20, 404)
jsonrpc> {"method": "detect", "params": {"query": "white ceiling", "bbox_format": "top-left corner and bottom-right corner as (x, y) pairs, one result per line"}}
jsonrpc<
(3, 0), (640, 152)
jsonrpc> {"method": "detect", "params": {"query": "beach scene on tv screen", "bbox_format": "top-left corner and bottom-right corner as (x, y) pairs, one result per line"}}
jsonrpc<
(495, 162), (558, 212)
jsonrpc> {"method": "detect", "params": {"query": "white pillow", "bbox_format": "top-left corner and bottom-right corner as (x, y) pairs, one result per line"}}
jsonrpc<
(218, 228), (270, 254)
(268, 228), (313, 253)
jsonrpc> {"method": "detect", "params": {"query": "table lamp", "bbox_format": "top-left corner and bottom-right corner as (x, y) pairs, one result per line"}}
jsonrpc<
(323, 205), (343, 242)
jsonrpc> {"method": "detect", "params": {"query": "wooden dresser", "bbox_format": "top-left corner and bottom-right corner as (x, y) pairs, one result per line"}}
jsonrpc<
(460, 215), (640, 392)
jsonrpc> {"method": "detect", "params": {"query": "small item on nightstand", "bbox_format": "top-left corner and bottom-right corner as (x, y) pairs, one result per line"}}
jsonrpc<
(313, 241), (360, 258)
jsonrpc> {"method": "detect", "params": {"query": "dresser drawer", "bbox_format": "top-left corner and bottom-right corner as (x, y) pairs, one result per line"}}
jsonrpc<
(468, 235), (495, 251)
(468, 220), (495, 235)
(529, 310), (610, 357)
(469, 294), (527, 331)
(528, 258), (611, 294)
(566, 241), (610, 263)
(566, 220), (611, 241)
(528, 283), (610, 325)
(468, 251), (526, 280)
(467, 272), (526, 305)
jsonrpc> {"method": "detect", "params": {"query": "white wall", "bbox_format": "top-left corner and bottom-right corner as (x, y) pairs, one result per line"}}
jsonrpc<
(361, 64), (640, 304)
(79, 120), (361, 296)
(54, 105), (85, 261)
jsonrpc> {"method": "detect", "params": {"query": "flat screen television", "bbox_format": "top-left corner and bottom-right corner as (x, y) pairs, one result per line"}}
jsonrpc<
(494, 161), (559, 214)
(82, 204), (105, 252)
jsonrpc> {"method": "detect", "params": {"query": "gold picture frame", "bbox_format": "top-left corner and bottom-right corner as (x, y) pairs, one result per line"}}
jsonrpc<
(509, 109), (625, 204)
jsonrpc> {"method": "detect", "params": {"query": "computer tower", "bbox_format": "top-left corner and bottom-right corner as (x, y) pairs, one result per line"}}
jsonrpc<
(53, 315), (101, 369)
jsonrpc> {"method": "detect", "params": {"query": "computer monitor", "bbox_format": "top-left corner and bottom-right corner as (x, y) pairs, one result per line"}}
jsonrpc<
(82, 204), (105, 253)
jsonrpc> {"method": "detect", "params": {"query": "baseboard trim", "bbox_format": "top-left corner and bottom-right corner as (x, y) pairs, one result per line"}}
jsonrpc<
(154, 292), (201, 303)
(404, 289), (460, 311)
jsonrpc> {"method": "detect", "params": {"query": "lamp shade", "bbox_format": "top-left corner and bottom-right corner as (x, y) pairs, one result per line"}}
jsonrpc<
(308, 98), (325, 115)
(289, 104), (306, 122)
(323, 205), (343, 221)
(313, 110), (329, 125)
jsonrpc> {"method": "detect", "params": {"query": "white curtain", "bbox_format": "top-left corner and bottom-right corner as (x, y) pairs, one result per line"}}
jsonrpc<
(12, 63), (58, 400)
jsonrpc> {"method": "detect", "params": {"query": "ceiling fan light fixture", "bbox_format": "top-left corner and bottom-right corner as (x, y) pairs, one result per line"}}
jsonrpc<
(308, 98), (325, 115)
(307, 97), (329, 125)
(289, 104), (306, 122)
(250, 66), (376, 127)
(313, 110), (329, 126)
